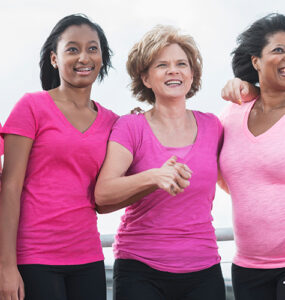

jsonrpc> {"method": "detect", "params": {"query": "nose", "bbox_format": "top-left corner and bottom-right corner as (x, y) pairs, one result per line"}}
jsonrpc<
(167, 64), (179, 74)
(78, 51), (89, 64)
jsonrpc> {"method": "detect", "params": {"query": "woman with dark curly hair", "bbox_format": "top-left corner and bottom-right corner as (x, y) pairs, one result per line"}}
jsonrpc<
(219, 13), (285, 300)
(95, 25), (225, 300)
(0, 14), (117, 300)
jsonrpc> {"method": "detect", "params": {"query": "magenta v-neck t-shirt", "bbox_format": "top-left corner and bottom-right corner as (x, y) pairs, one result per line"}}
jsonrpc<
(2, 91), (118, 265)
(220, 101), (285, 269)
(110, 112), (223, 273)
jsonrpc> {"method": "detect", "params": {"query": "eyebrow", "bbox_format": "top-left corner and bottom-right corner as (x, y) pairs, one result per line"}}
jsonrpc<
(65, 40), (99, 46)
(155, 59), (188, 63)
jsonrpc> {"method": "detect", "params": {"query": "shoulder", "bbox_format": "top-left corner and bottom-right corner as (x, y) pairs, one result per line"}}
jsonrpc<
(114, 113), (144, 128)
(219, 101), (251, 126)
(193, 110), (220, 125)
(95, 102), (119, 120)
(15, 91), (49, 111)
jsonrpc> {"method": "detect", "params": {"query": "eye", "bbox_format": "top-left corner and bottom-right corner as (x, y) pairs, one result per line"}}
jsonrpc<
(178, 62), (188, 66)
(272, 47), (284, 53)
(66, 47), (78, 53)
(89, 46), (98, 52)
(156, 63), (167, 68)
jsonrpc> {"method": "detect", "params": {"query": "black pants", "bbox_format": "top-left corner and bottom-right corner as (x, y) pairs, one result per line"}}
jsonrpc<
(232, 263), (285, 300)
(113, 259), (225, 300)
(18, 261), (106, 300)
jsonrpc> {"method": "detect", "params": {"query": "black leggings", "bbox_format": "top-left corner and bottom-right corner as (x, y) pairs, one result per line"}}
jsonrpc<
(113, 259), (225, 300)
(18, 261), (106, 300)
(232, 263), (285, 300)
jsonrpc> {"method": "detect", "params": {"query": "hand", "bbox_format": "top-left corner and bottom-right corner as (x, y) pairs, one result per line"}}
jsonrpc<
(0, 265), (25, 300)
(221, 78), (260, 104)
(130, 107), (145, 114)
(154, 156), (192, 196)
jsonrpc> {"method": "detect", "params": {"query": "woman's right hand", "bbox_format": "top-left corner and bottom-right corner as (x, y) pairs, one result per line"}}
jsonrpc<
(154, 156), (192, 196)
(221, 78), (260, 104)
(0, 265), (25, 300)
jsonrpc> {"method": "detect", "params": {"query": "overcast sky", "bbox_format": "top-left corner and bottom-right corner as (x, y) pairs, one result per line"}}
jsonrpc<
(1, 1), (284, 235)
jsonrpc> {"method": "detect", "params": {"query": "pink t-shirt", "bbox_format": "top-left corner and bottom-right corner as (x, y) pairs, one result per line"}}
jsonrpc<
(110, 112), (223, 273)
(0, 123), (3, 157)
(2, 91), (118, 265)
(219, 100), (285, 269)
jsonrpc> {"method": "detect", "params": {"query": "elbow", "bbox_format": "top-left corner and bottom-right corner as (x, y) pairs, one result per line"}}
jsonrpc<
(95, 204), (109, 214)
(94, 187), (107, 206)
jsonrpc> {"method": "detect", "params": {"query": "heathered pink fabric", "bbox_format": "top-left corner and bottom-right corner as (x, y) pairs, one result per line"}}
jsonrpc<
(109, 112), (223, 273)
(219, 100), (285, 268)
(1, 91), (118, 265)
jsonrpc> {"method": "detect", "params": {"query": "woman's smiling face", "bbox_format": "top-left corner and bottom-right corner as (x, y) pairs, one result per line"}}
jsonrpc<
(252, 31), (285, 92)
(142, 43), (193, 102)
(51, 24), (102, 89)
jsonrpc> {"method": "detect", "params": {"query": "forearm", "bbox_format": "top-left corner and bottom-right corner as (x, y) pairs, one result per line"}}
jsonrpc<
(217, 169), (230, 194)
(96, 186), (156, 213)
(0, 184), (21, 267)
(95, 169), (158, 206)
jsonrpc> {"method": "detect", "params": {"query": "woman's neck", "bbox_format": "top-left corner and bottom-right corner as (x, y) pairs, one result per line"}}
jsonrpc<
(148, 98), (189, 128)
(258, 87), (285, 112)
(53, 85), (93, 108)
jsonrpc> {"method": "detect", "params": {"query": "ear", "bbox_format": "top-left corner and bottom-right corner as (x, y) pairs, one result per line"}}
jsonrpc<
(141, 72), (152, 89)
(251, 56), (260, 72)
(50, 51), (58, 69)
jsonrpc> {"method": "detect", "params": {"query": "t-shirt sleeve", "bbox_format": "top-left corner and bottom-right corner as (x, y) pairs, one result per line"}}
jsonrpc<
(219, 103), (235, 127)
(109, 115), (138, 156)
(2, 93), (37, 140)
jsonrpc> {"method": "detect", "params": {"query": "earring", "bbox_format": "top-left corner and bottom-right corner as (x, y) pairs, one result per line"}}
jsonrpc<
(52, 63), (57, 69)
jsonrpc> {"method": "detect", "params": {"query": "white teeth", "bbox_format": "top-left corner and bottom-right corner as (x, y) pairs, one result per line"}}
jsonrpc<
(76, 67), (92, 71)
(165, 80), (182, 85)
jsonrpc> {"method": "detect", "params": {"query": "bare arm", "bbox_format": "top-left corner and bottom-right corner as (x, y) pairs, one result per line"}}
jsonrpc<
(217, 168), (230, 194)
(221, 78), (260, 104)
(95, 141), (191, 210)
(96, 187), (156, 214)
(0, 134), (33, 300)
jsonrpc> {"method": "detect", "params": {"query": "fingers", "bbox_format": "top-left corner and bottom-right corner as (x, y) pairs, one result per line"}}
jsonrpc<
(174, 163), (192, 179)
(164, 155), (177, 167)
(18, 280), (25, 300)
(221, 78), (243, 104)
(168, 182), (182, 196)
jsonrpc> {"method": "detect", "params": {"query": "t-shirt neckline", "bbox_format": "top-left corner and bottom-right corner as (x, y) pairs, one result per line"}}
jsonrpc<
(140, 111), (200, 160)
(45, 91), (101, 136)
(243, 98), (285, 142)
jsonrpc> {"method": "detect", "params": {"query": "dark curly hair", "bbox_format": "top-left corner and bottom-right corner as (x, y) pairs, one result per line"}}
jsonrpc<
(232, 13), (285, 84)
(40, 14), (112, 90)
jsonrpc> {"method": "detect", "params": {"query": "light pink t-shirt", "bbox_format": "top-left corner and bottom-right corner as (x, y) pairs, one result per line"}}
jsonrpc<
(110, 112), (223, 273)
(2, 91), (118, 265)
(219, 100), (285, 269)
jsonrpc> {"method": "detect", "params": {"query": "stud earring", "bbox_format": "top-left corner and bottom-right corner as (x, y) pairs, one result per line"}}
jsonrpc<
(52, 63), (57, 69)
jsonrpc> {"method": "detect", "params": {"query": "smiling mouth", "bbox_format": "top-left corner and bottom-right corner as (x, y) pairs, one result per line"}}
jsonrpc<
(165, 80), (182, 86)
(279, 67), (285, 76)
(74, 67), (95, 74)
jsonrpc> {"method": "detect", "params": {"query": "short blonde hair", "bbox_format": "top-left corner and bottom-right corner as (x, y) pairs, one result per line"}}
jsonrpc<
(127, 25), (203, 104)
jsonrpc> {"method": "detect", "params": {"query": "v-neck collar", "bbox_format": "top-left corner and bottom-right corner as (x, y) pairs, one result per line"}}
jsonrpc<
(243, 98), (285, 142)
(45, 91), (101, 136)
